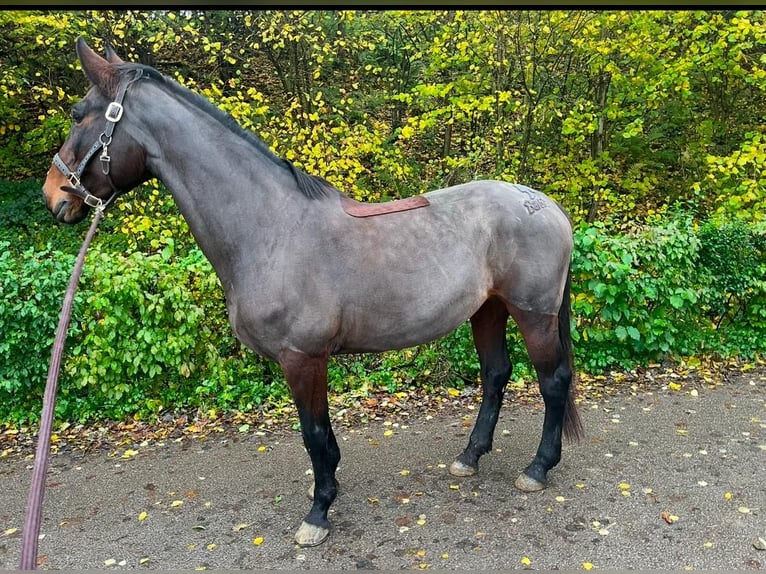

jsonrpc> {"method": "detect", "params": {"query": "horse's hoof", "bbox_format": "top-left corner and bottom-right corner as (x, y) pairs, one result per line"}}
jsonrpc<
(515, 472), (546, 492)
(449, 459), (477, 477)
(294, 520), (330, 547)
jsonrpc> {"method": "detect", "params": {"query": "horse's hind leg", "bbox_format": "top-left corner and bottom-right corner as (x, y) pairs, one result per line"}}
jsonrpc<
(279, 349), (340, 547)
(511, 307), (576, 491)
(450, 298), (511, 477)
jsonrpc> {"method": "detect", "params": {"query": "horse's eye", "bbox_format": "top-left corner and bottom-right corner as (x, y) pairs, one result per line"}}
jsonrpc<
(70, 107), (84, 124)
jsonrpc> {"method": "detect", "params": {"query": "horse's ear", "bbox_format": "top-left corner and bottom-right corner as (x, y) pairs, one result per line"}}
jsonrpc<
(75, 36), (119, 97)
(104, 41), (124, 64)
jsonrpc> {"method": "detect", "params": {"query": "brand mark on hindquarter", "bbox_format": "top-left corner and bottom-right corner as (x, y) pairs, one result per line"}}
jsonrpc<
(521, 188), (548, 215)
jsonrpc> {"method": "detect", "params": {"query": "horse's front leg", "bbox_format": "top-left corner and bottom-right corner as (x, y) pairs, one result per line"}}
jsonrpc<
(279, 349), (340, 547)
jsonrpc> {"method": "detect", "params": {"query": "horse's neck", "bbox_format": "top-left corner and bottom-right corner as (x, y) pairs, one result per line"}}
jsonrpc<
(134, 86), (307, 286)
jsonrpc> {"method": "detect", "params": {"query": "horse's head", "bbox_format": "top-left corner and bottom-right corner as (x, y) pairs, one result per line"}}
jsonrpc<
(42, 38), (151, 223)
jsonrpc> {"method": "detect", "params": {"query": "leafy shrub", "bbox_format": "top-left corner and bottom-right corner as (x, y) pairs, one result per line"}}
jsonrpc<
(697, 218), (766, 355)
(571, 214), (705, 370)
(0, 242), (76, 423)
(2, 207), (765, 426)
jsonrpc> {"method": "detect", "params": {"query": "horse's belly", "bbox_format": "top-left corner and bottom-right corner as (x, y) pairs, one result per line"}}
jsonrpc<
(336, 283), (486, 353)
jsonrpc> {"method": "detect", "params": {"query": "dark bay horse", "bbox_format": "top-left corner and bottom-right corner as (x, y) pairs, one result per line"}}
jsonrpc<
(42, 38), (582, 547)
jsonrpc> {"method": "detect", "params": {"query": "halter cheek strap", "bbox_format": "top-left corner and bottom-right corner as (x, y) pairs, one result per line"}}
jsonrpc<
(53, 68), (143, 211)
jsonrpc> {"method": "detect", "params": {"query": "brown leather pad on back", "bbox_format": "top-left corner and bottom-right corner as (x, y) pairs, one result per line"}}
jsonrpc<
(340, 195), (430, 218)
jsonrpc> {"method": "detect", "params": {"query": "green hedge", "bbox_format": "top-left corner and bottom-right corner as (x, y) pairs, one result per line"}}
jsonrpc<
(1, 213), (764, 425)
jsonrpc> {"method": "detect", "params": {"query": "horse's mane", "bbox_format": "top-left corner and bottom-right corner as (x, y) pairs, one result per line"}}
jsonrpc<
(118, 63), (336, 200)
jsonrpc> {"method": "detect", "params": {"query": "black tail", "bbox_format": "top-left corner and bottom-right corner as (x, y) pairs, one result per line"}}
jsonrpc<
(559, 264), (584, 442)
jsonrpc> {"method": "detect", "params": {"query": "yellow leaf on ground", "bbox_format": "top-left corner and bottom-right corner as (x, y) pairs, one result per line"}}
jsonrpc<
(253, 536), (264, 546)
(447, 388), (460, 396)
(138, 511), (148, 521)
(520, 556), (532, 565)
(4, 528), (18, 536)
(583, 562), (594, 570)
(171, 500), (183, 507)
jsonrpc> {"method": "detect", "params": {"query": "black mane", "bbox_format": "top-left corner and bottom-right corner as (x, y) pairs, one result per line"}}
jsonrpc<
(119, 63), (336, 200)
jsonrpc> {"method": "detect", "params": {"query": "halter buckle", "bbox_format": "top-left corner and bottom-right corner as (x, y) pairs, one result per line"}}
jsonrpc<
(83, 193), (104, 210)
(66, 171), (82, 188)
(105, 102), (123, 123)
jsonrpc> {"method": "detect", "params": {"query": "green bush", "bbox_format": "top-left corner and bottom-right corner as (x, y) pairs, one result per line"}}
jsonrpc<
(0, 242), (76, 423)
(1, 209), (764, 426)
(697, 219), (766, 356)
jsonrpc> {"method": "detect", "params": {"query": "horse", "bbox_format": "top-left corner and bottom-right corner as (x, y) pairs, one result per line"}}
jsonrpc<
(42, 38), (583, 547)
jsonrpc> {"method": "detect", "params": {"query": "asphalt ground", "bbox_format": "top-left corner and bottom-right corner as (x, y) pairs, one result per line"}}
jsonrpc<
(1, 365), (764, 570)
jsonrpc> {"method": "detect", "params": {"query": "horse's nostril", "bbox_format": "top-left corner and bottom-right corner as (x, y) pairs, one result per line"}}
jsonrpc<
(53, 199), (69, 219)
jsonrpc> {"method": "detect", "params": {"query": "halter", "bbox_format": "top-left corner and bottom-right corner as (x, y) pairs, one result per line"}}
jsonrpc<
(52, 68), (143, 211)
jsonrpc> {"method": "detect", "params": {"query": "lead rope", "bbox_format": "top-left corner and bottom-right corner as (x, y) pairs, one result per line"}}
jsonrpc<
(19, 207), (104, 570)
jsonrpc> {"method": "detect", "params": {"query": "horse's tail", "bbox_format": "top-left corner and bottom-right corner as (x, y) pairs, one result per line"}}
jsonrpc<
(559, 263), (584, 442)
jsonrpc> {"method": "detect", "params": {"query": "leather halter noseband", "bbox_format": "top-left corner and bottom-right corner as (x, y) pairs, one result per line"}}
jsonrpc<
(52, 69), (143, 211)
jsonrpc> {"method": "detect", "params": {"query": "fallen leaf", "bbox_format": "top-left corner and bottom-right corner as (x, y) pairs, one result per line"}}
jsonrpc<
(724, 492), (732, 500)
(138, 511), (148, 521)
(232, 523), (249, 531)
(253, 536), (264, 546)
(104, 558), (117, 566)
(206, 543), (216, 550)
(738, 506), (751, 514)
(661, 511), (679, 524)
(753, 537), (766, 551)
(4, 527), (18, 536)
(121, 449), (139, 459)
(583, 562), (594, 570)
(520, 556), (532, 565)
(618, 482), (630, 490)
(139, 557), (150, 565)
(447, 388), (460, 397)
(171, 500), (184, 507)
